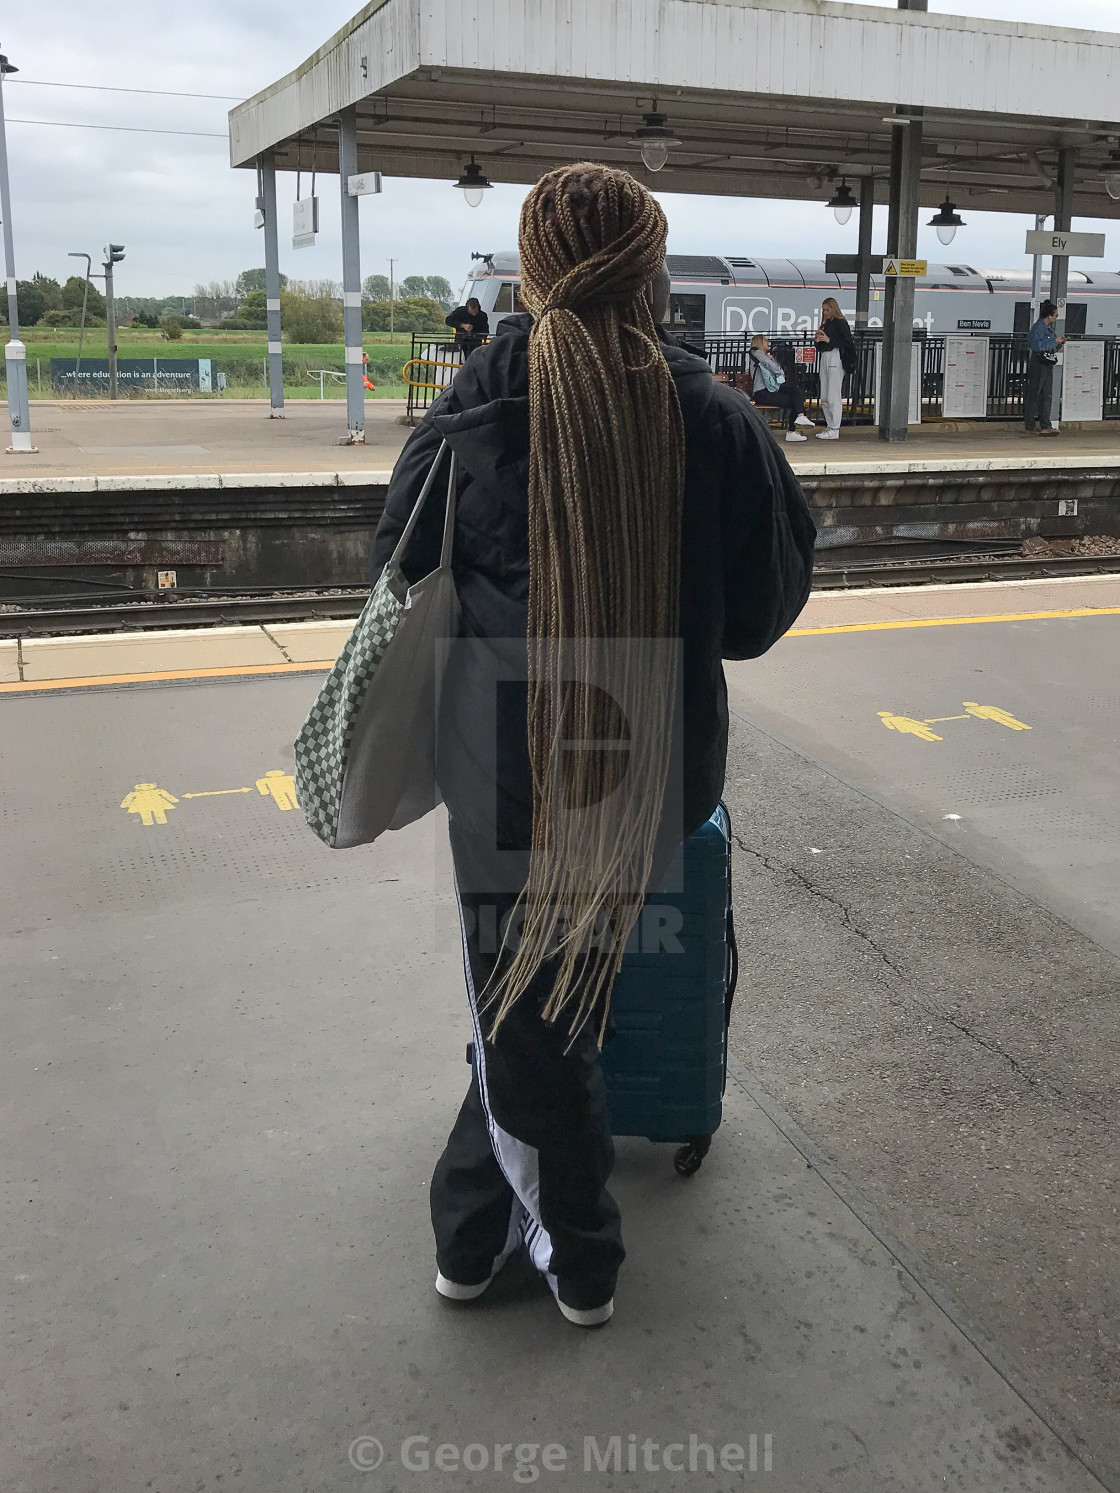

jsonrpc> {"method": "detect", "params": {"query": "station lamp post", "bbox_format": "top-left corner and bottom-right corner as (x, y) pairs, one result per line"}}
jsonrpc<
(68, 251), (93, 387)
(102, 243), (125, 400)
(0, 44), (34, 453)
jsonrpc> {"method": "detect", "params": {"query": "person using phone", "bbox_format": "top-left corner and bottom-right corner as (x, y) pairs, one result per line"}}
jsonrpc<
(1024, 300), (1064, 436)
(445, 297), (490, 355)
(813, 298), (856, 440)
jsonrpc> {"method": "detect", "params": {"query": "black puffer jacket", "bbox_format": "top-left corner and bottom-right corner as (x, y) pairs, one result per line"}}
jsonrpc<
(370, 314), (816, 851)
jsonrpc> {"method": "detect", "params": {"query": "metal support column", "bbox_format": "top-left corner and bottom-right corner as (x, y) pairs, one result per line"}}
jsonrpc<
(854, 175), (875, 331)
(1048, 147), (1076, 428)
(879, 111), (923, 442)
(337, 106), (364, 443)
(1030, 212), (1046, 321)
(0, 51), (34, 453)
(260, 151), (284, 418)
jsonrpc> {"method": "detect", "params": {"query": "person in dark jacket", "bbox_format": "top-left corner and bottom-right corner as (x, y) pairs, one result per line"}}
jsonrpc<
(1024, 300), (1063, 436)
(445, 297), (490, 354)
(813, 297), (856, 440)
(370, 163), (815, 1328)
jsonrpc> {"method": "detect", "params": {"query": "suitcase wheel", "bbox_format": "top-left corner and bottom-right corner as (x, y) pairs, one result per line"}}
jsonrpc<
(673, 1135), (712, 1177)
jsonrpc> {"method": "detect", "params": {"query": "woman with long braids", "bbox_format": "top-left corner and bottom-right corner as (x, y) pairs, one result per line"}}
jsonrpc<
(370, 163), (815, 1326)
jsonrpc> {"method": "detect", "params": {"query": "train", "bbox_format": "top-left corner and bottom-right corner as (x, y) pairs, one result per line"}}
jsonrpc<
(467, 251), (1120, 339)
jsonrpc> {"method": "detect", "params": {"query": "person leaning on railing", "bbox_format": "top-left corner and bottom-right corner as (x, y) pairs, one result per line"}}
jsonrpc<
(1024, 300), (1063, 437)
(445, 297), (490, 355)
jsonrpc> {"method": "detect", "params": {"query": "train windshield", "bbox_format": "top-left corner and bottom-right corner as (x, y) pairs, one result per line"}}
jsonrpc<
(492, 281), (525, 314)
(666, 293), (706, 333)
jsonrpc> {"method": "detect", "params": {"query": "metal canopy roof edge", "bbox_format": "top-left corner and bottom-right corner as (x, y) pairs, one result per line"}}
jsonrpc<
(228, 0), (1120, 218)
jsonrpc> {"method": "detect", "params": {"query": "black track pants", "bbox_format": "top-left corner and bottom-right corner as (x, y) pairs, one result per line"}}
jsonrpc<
(430, 817), (625, 1311)
(752, 385), (805, 431)
(1024, 353), (1055, 430)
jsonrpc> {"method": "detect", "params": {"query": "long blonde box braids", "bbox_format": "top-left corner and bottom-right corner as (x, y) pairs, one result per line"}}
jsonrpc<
(483, 163), (685, 1045)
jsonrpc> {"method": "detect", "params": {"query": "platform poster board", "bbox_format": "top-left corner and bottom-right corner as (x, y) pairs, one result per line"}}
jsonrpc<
(1060, 341), (1104, 422)
(873, 341), (922, 425)
(942, 336), (989, 419)
(50, 358), (214, 394)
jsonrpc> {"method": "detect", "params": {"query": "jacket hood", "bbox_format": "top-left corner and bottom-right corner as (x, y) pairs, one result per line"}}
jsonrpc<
(431, 315), (718, 483)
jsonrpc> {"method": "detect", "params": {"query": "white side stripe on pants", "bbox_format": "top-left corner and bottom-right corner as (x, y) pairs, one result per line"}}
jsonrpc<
(453, 880), (557, 1285)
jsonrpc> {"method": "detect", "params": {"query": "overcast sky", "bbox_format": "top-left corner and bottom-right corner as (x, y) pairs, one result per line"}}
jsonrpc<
(4, 0), (1117, 300)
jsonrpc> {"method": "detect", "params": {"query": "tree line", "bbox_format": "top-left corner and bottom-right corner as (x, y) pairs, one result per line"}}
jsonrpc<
(195, 269), (459, 340)
(1, 266), (466, 343)
(0, 271), (109, 329)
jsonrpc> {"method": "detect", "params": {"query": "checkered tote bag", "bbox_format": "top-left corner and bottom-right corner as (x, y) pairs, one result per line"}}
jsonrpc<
(294, 441), (460, 848)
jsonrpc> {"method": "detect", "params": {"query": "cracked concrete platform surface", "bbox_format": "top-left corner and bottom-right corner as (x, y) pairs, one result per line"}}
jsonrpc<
(2, 669), (1114, 1491)
(724, 599), (1120, 1486)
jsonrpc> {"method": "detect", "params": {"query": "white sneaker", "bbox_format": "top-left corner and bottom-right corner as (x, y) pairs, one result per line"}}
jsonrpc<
(556, 1297), (614, 1327)
(546, 1270), (614, 1327)
(794, 414), (815, 427)
(815, 429), (840, 440)
(784, 430), (807, 443)
(436, 1270), (496, 1302)
(435, 1228), (524, 1301)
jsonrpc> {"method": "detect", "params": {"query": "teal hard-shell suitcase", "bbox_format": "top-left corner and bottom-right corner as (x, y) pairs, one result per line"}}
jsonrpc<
(601, 803), (737, 1175)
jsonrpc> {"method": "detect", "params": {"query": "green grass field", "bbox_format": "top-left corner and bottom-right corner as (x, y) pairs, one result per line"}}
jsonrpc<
(21, 328), (416, 356)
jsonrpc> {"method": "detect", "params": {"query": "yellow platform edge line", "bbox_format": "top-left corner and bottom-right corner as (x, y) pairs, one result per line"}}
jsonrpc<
(789, 605), (1120, 636)
(3, 605), (1118, 695)
(0, 659), (334, 696)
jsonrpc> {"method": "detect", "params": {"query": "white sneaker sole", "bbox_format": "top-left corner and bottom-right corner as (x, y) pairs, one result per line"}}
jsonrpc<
(435, 1228), (524, 1302)
(784, 433), (807, 442)
(436, 1270), (495, 1301)
(555, 1297), (614, 1327)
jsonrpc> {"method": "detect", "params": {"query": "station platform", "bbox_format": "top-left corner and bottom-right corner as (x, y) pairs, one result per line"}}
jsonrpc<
(10, 396), (1120, 481)
(2, 575), (1118, 1492)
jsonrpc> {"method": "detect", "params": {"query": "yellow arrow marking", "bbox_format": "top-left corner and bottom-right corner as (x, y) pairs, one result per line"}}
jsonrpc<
(923, 714), (970, 723)
(181, 788), (253, 798)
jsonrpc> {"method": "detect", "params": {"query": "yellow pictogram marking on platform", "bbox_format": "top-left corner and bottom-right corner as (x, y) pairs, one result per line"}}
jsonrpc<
(879, 702), (1032, 741)
(256, 769), (298, 810)
(120, 783), (179, 826)
(119, 769), (300, 824)
(963, 702), (1031, 730)
(878, 712), (943, 741)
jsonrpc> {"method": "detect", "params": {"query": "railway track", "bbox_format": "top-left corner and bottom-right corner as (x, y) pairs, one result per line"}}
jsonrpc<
(2, 552), (1119, 637)
(813, 550), (1120, 590)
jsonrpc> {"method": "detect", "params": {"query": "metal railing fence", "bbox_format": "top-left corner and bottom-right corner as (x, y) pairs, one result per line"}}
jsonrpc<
(401, 330), (1120, 424)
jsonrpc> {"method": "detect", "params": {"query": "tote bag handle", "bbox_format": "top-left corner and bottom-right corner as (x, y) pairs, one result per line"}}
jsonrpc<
(388, 438), (458, 573)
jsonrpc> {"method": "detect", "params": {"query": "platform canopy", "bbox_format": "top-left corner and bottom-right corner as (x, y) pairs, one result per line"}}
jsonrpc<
(230, 0), (1120, 218)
